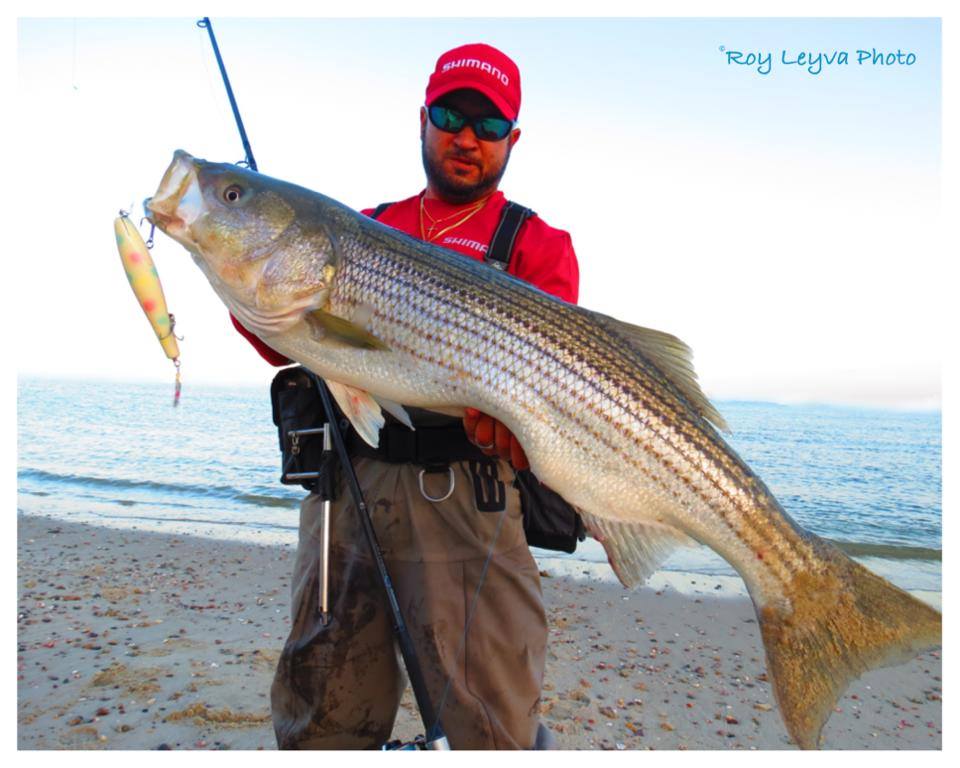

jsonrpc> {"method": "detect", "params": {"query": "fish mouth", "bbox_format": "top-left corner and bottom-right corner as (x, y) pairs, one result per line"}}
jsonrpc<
(145, 150), (205, 240)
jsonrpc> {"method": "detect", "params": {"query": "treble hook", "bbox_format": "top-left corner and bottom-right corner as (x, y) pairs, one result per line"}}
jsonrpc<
(168, 312), (184, 342)
(139, 217), (156, 249)
(119, 207), (155, 248)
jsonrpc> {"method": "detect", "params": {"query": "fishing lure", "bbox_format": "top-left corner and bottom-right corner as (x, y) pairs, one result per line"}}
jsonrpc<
(114, 212), (182, 405)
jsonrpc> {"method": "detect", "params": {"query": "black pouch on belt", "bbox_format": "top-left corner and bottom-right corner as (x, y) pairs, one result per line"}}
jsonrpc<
(513, 469), (586, 554)
(270, 366), (346, 494)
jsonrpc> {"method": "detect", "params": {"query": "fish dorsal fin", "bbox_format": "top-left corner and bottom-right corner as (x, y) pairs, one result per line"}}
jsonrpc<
(593, 312), (730, 434)
(579, 510), (695, 589)
(325, 379), (385, 448)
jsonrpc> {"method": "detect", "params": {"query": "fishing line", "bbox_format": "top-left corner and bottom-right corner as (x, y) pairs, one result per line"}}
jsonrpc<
(195, 22), (236, 152)
(71, 18), (78, 90)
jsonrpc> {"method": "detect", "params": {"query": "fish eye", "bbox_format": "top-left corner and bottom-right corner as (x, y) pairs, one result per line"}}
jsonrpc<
(223, 184), (244, 204)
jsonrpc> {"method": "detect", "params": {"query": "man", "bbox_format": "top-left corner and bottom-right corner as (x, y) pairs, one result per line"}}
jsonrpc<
(234, 43), (579, 749)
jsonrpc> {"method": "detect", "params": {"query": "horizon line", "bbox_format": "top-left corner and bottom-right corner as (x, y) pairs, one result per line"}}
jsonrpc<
(16, 372), (942, 414)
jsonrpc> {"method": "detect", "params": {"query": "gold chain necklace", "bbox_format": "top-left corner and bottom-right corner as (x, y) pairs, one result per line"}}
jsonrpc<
(421, 197), (486, 226)
(420, 195), (491, 243)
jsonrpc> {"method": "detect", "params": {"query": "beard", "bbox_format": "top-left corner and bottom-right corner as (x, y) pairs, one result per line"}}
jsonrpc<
(421, 140), (512, 204)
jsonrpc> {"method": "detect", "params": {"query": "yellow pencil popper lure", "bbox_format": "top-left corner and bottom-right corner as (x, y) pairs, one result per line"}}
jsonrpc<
(114, 212), (182, 405)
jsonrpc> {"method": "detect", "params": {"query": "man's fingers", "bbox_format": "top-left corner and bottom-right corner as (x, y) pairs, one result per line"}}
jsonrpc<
(465, 410), (527, 468)
(463, 407), (481, 442)
(494, 420), (512, 457)
(474, 414), (496, 449)
(509, 435), (530, 471)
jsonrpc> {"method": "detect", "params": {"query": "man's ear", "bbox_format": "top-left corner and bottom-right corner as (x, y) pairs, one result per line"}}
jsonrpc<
(420, 106), (427, 140)
(509, 127), (521, 148)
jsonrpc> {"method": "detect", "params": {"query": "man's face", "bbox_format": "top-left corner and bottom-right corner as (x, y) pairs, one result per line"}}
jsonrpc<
(420, 89), (521, 204)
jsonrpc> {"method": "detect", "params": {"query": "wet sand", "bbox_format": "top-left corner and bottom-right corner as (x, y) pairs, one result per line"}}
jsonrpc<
(17, 514), (941, 750)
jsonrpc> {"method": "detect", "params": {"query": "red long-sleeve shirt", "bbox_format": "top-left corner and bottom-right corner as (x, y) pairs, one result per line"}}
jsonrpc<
(231, 190), (580, 364)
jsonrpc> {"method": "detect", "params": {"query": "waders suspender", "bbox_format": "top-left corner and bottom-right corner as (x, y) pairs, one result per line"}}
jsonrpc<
(485, 201), (535, 270)
(197, 18), (449, 750)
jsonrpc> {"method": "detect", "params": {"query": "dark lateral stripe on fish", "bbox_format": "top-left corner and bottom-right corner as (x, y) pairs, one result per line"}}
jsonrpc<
(343, 246), (813, 577)
(347, 234), (800, 569)
(341, 251), (805, 583)
(460, 274), (819, 576)
(382, 312), (794, 585)
(347, 249), (706, 439)
(355, 241), (741, 467)
(439, 276), (819, 573)
(348, 244), (809, 572)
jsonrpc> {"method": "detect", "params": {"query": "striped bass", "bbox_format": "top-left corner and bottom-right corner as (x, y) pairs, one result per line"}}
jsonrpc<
(146, 150), (941, 749)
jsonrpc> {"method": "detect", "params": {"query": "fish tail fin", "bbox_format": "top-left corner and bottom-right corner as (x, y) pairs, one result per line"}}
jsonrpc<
(758, 542), (941, 749)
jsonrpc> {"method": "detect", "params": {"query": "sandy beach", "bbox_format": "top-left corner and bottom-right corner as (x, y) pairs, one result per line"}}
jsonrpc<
(17, 513), (941, 750)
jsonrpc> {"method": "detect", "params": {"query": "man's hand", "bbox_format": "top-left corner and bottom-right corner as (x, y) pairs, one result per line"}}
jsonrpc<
(463, 407), (530, 471)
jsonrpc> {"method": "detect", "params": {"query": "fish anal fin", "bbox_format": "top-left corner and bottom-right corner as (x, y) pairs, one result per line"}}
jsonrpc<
(758, 539), (942, 749)
(325, 379), (384, 448)
(579, 511), (694, 589)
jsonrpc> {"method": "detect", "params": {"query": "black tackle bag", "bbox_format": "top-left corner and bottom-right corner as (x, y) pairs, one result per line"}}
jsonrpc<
(514, 469), (586, 554)
(270, 366), (343, 494)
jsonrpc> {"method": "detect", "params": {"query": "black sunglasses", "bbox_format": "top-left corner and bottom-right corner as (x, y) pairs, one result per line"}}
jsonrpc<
(427, 105), (515, 141)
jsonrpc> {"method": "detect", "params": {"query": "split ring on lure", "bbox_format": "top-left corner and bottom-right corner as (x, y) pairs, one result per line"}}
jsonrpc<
(114, 212), (182, 405)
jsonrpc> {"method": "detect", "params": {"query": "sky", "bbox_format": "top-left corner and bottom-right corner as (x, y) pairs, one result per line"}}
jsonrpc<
(14, 15), (944, 409)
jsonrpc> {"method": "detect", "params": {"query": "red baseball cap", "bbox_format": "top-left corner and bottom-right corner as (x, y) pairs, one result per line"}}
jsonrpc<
(425, 43), (521, 122)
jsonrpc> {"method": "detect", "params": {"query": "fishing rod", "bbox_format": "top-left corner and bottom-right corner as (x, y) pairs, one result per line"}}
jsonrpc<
(197, 18), (257, 171)
(195, 17), (449, 751)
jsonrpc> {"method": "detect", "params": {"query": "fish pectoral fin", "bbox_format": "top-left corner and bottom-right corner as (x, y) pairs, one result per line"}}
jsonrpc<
(373, 395), (414, 431)
(579, 511), (694, 589)
(306, 309), (389, 350)
(326, 379), (385, 448)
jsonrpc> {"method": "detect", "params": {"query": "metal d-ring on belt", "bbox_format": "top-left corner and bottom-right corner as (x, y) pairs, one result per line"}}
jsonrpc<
(347, 421), (487, 506)
(418, 466), (456, 502)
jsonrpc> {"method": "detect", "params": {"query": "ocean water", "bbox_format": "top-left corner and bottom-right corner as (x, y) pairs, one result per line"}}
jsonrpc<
(17, 377), (941, 592)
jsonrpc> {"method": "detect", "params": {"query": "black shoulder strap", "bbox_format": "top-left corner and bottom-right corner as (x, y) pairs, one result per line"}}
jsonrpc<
(370, 202), (394, 220)
(484, 201), (535, 271)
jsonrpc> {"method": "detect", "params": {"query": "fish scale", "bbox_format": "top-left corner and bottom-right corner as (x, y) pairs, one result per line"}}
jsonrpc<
(331, 204), (802, 580)
(302, 198), (843, 591)
(146, 149), (940, 749)
(336, 232), (810, 584)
